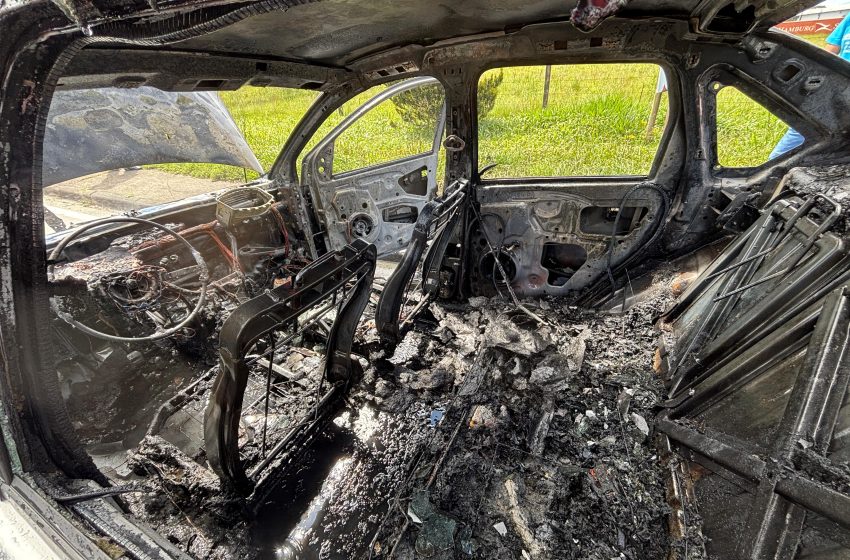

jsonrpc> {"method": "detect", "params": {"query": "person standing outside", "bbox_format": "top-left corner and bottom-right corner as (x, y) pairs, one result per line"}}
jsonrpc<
(770, 13), (850, 159)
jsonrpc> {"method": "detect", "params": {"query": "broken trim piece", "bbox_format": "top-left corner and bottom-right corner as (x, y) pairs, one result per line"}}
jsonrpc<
(571, 0), (632, 32)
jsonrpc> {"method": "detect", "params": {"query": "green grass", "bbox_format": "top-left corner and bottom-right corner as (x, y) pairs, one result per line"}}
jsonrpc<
(302, 84), (440, 176)
(158, 32), (831, 182)
(156, 83), (440, 181)
(798, 33), (828, 48)
(478, 64), (667, 177)
(715, 86), (788, 168)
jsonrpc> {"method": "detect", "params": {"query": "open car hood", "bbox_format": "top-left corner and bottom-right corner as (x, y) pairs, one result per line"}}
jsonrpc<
(42, 86), (262, 186)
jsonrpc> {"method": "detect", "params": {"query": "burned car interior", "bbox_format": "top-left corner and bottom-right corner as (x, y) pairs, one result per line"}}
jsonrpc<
(3, 0), (850, 558)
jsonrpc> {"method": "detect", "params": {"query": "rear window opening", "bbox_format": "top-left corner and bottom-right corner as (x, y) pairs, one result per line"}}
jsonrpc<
(713, 84), (800, 167)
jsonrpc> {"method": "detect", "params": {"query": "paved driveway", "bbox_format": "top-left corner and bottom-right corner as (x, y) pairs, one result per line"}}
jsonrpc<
(44, 168), (239, 233)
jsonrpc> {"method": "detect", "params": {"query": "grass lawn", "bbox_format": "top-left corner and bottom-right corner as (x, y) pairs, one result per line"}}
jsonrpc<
(157, 32), (831, 183)
(478, 63), (669, 177)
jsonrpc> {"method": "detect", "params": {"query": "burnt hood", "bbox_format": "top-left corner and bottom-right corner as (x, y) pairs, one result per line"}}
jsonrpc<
(42, 86), (263, 187)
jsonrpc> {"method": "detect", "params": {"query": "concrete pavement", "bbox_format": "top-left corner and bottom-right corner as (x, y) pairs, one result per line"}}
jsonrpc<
(43, 168), (239, 234)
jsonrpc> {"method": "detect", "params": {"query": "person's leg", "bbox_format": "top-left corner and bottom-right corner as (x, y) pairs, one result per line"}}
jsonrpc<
(769, 128), (805, 160)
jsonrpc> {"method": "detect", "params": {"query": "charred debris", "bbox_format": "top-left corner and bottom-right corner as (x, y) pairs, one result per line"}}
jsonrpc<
(37, 168), (850, 559)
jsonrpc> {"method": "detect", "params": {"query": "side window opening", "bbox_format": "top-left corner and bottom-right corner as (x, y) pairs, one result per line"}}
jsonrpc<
(713, 84), (800, 167)
(299, 80), (446, 185)
(476, 63), (669, 178)
(333, 82), (443, 175)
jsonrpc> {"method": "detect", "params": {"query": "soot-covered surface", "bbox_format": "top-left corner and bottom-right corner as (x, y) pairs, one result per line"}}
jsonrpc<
(367, 268), (680, 559)
(117, 265), (688, 559)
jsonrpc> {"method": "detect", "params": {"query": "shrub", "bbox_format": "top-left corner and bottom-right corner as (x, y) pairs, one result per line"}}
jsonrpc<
(390, 72), (504, 127)
(477, 70), (504, 120)
(390, 83), (444, 128)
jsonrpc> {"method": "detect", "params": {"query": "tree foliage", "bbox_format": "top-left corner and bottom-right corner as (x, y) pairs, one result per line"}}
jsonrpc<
(477, 70), (504, 120)
(390, 72), (504, 128)
(389, 83), (444, 128)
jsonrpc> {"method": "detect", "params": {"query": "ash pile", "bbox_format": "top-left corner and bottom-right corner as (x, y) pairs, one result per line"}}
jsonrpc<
(367, 269), (687, 559)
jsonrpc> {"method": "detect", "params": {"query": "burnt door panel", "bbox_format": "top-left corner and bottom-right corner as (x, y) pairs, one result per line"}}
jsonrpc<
(302, 77), (445, 256)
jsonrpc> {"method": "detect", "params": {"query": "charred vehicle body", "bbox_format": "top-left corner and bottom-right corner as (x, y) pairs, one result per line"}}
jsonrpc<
(2, 0), (850, 558)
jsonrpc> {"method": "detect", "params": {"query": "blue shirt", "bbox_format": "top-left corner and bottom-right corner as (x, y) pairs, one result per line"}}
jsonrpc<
(826, 14), (850, 61)
(771, 17), (850, 159)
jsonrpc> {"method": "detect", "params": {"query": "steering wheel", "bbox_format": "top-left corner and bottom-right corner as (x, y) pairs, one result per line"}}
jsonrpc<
(48, 217), (209, 343)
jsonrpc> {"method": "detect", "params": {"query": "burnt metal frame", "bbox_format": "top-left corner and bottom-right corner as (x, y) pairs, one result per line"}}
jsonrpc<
(656, 191), (850, 558)
(701, 65), (826, 174)
(468, 56), (682, 301)
(204, 239), (376, 493)
(659, 284), (850, 559)
(300, 76), (447, 257)
(2, 4), (850, 558)
(375, 179), (468, 345)
(663, 196), (846, 397)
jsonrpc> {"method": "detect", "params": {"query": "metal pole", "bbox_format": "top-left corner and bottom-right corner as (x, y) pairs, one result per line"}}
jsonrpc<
(644, 91), (663, 140)
(542, 65), (552, 108)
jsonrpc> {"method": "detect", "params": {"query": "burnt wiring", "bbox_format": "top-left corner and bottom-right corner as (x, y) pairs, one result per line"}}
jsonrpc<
(54, 483), (150, 505)
(49, 216), (210, 343)
(604, 182), (671, 303)
(269, 203), (293, 256)
(135, 220), (243, 274)
(469, 202), (547, 324)
(48, 189), (307, 346)
(476, 211), (508, 298)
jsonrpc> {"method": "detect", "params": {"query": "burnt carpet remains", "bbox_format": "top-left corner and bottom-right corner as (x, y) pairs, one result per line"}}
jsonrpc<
(369, 272), (681, 559)
(118, 267), (686, 559)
